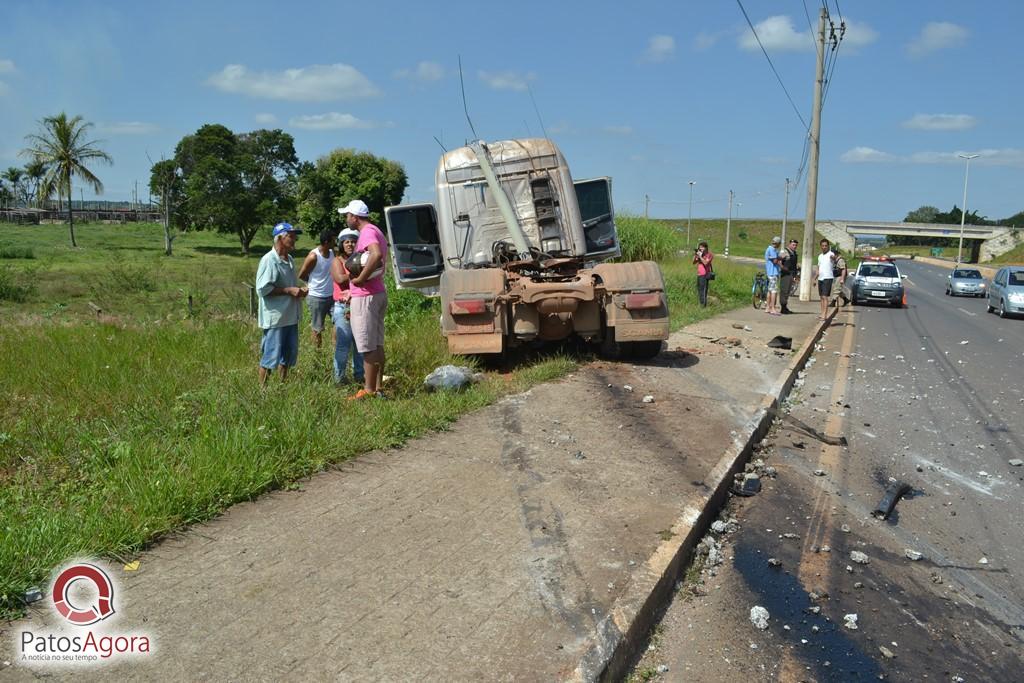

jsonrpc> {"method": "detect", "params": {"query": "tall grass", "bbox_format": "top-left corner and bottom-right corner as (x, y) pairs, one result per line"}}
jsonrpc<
(617, 214), (683, 262)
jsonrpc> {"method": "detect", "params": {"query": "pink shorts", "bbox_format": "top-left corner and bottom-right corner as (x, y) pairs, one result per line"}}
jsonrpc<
(350, 292), (387, 353)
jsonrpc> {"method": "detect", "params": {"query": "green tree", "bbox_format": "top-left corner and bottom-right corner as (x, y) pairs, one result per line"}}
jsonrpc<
(0, 179), (11, 209)
(296, 148), (408, 234)
(22, 112), (112, 247)
(173, 125), (298, 254)
(903, 206), (939, 223)
(148, 158), (183, 256)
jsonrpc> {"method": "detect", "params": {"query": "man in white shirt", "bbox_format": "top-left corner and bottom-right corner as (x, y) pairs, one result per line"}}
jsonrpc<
(298, 228), (337, 349)
(813, 238), (837, 321)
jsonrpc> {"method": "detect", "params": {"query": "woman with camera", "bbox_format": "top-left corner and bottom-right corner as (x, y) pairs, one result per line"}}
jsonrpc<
(693, 241), (714, 307)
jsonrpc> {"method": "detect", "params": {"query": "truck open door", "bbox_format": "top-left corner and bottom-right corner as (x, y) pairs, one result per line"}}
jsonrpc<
(383, 203), (443, 289)
(574, 177), (620, 261)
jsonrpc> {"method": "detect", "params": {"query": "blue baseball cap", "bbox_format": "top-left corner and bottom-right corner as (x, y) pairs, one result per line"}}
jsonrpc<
(272, 222), (302, 237)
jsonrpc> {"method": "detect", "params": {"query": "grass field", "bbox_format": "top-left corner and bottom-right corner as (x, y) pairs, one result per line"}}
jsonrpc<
(641, 216), (821, 260)
(0, 220), (756, 615)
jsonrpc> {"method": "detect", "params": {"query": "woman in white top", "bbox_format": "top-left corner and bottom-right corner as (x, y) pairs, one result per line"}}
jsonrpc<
(298, 229), (336, 349)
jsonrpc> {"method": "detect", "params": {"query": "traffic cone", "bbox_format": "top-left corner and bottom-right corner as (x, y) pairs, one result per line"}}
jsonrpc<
(902, 291), (907, 306)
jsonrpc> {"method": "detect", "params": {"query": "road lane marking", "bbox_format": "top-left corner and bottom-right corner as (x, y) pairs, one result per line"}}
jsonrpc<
(780, 310), (857, 682)
(912, 456), (1005, 500)
(957, 307), (977, 317)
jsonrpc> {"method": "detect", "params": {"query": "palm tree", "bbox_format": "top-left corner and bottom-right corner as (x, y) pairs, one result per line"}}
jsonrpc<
(2, 168), (24, 206)
(22, 112), (112, 247)
(23, 159), (47, 208)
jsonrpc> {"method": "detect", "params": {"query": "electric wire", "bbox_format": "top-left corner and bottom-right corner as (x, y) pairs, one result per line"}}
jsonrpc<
(736, 0), (809, 131)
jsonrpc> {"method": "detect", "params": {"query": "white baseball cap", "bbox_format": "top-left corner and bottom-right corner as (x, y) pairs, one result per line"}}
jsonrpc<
(337, 199), (370, 217)
(338, 228), (360, 241)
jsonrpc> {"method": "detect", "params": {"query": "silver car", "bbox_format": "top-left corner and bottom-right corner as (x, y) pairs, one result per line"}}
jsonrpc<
(946, 268), (987, 297)
(986, 266), (1024, 318)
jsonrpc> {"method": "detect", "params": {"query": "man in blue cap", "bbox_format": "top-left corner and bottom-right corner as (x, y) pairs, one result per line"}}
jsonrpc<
(256, 222), (307, 386)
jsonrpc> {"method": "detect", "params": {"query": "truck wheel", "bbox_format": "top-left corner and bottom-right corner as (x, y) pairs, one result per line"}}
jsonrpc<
(599, 332), (625, 360)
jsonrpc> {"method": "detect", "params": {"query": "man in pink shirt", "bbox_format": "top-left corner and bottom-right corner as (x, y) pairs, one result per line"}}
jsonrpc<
(338, 199), (389, 399)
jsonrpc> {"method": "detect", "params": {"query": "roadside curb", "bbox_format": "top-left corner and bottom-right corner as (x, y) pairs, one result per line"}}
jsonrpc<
(571, 306), (838, 682)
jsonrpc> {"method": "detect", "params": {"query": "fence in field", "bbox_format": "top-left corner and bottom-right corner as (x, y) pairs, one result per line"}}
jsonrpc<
(0, 208), (162, 224)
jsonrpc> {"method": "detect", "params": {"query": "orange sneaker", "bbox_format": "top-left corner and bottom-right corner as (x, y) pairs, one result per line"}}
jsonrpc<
(348, 389), (374, 401)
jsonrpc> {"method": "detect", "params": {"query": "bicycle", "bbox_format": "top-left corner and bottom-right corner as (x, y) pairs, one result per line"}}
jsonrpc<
(751, 271), (768, 309)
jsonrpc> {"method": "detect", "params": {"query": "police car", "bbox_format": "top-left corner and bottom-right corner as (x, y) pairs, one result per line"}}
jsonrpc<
(842, 256), (906, 307)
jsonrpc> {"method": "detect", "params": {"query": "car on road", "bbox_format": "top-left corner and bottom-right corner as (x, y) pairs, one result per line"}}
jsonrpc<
(986, 266), (1024, 318)
(946, 268), (987, 297)
(843, 256), (906, 307)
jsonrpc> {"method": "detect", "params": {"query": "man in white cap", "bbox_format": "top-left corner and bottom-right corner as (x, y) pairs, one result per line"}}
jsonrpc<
(256, 222), (307, 386)
(337, 199), (389, 399)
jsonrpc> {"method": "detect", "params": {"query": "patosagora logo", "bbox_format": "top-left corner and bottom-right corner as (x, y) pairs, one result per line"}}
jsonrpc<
(16, 560), (153, 667)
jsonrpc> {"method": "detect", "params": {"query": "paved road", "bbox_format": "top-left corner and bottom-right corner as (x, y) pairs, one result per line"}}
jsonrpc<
(629, 259), (1024, 681)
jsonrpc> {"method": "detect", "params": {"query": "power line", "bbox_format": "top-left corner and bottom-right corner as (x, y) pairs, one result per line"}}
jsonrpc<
(736, 0), (808, 131)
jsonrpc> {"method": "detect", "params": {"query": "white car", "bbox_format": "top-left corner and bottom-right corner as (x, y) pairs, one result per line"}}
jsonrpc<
(842, 257), (906, 307)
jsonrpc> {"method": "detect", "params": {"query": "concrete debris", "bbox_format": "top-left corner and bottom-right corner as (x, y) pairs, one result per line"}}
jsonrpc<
(1009, 459), (1023, 467)
(841, 524), (851, 533)
(843, 613), (859, 630)
(905, 549), (923, 561)
(781, 533), (800, 539)
(880, 646), (896, 659)
(711, 520), (728, 534)
(642, 395), (655, 403)
(850, 551), (870, 564)
(960, 340), (969, 345)
(767, 558), (782, 567)
(623, 384), (634, 392)
(813, 469), (827, 476)
(854, 582), (863, 589)
(979, 557), (989, 565)
(656, 664), (669, 674)
(750, 606), (770, 630)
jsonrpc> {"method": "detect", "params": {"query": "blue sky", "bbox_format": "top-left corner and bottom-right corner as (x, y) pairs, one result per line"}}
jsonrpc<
(1, 0), (1021, 223)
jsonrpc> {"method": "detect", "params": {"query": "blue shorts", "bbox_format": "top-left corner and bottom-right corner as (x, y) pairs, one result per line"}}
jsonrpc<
(260, 324), (299, 370)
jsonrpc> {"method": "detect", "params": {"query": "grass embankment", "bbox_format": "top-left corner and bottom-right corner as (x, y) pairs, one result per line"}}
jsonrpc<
(0, 220), (754, 615)
(629, 216), (822, 260)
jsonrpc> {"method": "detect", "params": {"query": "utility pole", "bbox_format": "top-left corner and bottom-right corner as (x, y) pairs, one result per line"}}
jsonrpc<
(644, 194), (650, 219)
(725, 190), (733, 257)
(800, 6), (827, 302)
(687, 181), (695, 246)
(781, 178), (790, 245)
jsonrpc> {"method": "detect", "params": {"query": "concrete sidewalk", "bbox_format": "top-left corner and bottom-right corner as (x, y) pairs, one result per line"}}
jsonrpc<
(3, 301), (829, 681)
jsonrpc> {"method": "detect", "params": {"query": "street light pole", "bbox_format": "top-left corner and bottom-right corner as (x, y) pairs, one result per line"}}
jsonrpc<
(725, 190), (733, 257)
(957, 153), (980, 264)
(687, 180), (695, 246)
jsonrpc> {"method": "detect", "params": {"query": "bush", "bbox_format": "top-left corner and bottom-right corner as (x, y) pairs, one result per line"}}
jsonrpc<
(616, 215), (683, 262)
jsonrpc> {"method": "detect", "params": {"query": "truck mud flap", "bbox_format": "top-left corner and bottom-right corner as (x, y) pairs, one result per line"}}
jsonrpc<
(447, 333), (503, 355)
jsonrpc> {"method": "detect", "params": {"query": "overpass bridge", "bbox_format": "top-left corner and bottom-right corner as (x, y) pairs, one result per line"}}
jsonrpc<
(816, 220), (1019, 262)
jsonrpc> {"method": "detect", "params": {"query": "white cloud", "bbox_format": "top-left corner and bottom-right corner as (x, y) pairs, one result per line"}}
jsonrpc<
(903, 113), (976, 131)
(909, 148), (1024, 167)
(740, 15), (811, 52)
(739, 15), (877, 53)
(842, 20), (880, 51)
(206, 63), (380, 101)
(288, 112), (389, 130)
(0, 59), (15, 74)
(254, 113), (278, 125)
(841, 146), (1024, 168)
(478, 70), (535, 91)
(908, 22), (968, 57)
(98, 121), (160, 135)
(840, 147), (897, 163)
(395, 61), (444, 82)
(642, 35), (676, 62)
(603, 125), (633, 136)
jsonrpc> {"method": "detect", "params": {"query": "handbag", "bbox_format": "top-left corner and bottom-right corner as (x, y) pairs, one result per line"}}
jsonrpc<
(705, 265), (716, 281)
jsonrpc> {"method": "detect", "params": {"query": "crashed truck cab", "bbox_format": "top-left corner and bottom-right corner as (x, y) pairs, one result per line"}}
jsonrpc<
(383, 138), (669, 359)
